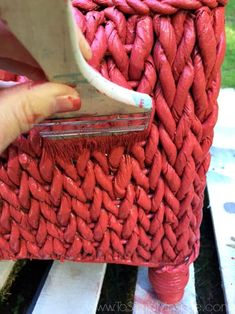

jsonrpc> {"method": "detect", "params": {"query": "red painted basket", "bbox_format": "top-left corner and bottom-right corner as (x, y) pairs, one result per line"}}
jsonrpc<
(0, 0), (227, 304)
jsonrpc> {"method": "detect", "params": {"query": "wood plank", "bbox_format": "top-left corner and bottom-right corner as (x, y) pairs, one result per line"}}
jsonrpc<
(31, 262), (106, 314)
(133, 265), (197, 314)
(0, 261), (15, 291)
(207, 88), (235, 314)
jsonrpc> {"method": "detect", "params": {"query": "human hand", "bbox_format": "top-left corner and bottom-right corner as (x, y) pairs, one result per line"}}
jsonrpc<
(0, 17), (91, 154)
(0, 82), (82, 154)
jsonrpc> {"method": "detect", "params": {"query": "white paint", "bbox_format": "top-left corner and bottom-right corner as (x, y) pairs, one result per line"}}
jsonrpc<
(217, 89), (235, 129)
(207, 88), (235, 314)
(0, 261), (15, 290)
(133, 265), (197, 314)
(214, 89), (235, 149)
(32, 262), (106, 314)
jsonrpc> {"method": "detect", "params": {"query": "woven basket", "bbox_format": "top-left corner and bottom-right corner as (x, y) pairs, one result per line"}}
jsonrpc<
(0, 0), (227, 304)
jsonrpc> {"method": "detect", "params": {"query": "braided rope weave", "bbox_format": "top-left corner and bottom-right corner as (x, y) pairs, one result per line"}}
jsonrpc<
(0, 1), (226, 271)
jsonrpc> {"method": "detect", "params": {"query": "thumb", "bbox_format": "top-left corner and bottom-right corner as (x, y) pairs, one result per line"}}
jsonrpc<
(0, 82), (81, 153)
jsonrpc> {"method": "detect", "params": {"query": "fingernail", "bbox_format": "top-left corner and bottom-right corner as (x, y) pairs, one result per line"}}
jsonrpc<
(81, 40), (92, 60)
(55, 95), (81, 113)
(67, 83), (77, 88)
(84, 42), (92, 60)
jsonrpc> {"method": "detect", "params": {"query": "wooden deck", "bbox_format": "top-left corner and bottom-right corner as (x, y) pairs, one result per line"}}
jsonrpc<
(0, 261), (15, 290)
(31, 262), (106, 314)
(0, 260), (197, 314)
(207, 88), (235, 314)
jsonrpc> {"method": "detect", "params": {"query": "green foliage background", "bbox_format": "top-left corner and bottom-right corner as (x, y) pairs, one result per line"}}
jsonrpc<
(222, 1), (235, 87)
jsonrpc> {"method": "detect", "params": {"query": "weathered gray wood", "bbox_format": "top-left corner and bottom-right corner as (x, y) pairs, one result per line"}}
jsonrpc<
(32, 262), (106, 314)
(133, 265), (197, 314)
(0, 261), (15, 291)
(207, 88), (235, 314)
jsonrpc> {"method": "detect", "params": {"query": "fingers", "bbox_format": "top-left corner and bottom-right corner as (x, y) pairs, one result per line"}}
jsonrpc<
(0, 82), (80, 153)
(0, 20), (46, 79)
(77, 27), (92, 61)
(0, 57), (46, 81)
(0, 20), (41, 68)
